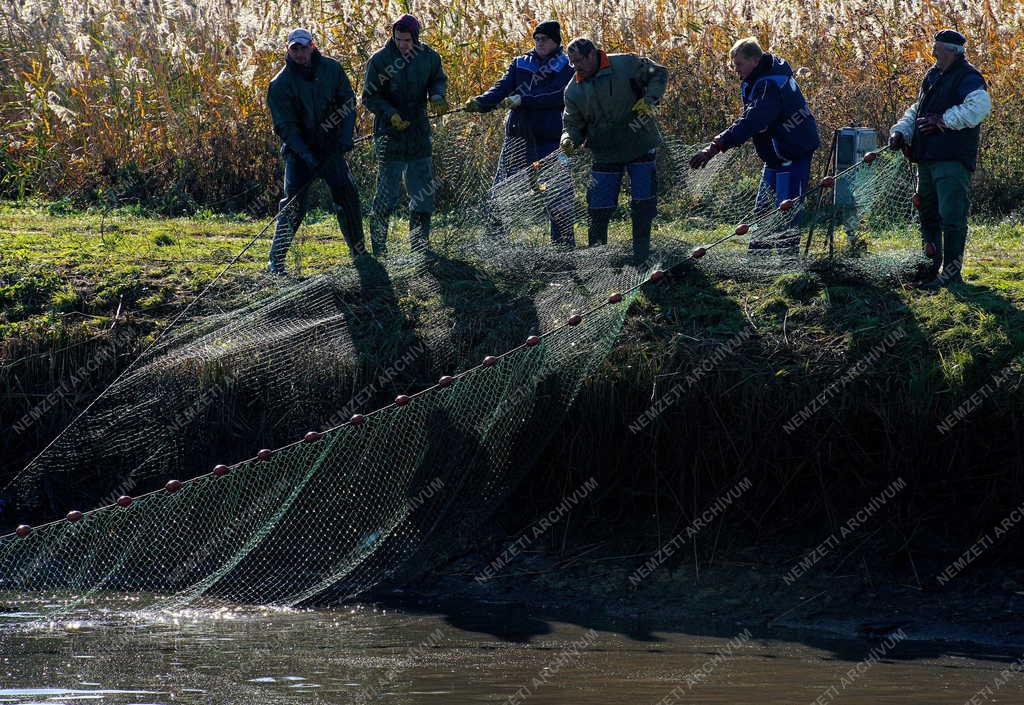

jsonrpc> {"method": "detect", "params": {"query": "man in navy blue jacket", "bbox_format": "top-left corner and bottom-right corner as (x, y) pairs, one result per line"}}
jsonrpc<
(464, 20), (576, 245)
(690, 37), (820, 249)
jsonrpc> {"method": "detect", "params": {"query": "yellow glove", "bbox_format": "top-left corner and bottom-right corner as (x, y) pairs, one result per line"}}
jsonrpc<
(631, 98), (656, 116)
(501, 94), (523, 110)
(389, 113), (411, 131)
(463, 98), (483, 113)
(560, 135), (577, 157)
(429, 96), (449, 116)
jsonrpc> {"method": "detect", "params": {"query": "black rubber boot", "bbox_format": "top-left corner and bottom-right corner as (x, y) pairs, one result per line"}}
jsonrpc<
(410, 211), (432, 254)
(335, 187), (367, 258)
(631, 199), (656, 265)
(588, 208), (613, 247)
(370, 212), (389, 258)
(550, 215), (576, 249)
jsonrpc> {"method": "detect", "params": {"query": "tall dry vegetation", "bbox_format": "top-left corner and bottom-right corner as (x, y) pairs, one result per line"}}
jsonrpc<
(1, 0), (1022, 214)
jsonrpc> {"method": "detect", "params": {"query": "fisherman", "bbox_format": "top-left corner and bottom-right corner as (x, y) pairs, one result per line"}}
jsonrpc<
(689, 37), (820, 251)
(266, 28), (365, 274)
(361, 14), (448, 256)
(463, 20), (576, 246)
(560, 37), (668, 263)
(889, 29), (991, 289)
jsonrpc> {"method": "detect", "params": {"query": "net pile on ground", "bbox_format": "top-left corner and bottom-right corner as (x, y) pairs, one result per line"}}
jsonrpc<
(0, 119), (919, 613)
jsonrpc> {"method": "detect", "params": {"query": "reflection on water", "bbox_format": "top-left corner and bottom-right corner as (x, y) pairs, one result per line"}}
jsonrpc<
(0, 592), (1021, 704)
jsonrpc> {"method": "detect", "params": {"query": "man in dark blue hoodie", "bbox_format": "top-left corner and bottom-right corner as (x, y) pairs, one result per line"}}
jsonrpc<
(463, 20), (576, 246)
(690, 37), (820, 249)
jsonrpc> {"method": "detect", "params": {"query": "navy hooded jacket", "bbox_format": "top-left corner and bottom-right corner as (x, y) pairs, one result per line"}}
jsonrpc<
(716, 53), (820, 167)
(474, 48), (574, 146)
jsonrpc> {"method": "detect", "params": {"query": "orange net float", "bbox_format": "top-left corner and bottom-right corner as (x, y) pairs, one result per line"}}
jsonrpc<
(649, 270), (665, 283)
(165, 479), (183, 493)
(66, 510), (83, 522)
(735, 223), (750, 236)
(349, 413), (365, 426)
(608, 292), (623, 304)
(116, 495), (133, 508)
(256, 449), (273, 462)
(819, 176), (836, 189)
(303, 431), (322, 443)
(394, 394), (411, 406)
(481, 355), (499, 367)
(566, 314), (583, 326)
(437, 375), (455, 387)
(863, 151), (878, 164)
(212, 463), (229, 476)
(691, 246), (707, 259)
(525, 335), (541, 347)
(779, 198), (797, 211)
(15, 524), (31, 537)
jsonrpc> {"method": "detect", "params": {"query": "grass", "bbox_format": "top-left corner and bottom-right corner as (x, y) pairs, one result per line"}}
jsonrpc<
(3, 201), (1024, 379)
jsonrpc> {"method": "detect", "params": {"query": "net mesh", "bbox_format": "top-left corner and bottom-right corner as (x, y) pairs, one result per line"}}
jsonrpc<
(0, 114), (921, 614)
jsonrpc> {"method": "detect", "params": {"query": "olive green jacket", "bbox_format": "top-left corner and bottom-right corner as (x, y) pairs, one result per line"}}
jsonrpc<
(562, 52), (668, 164)
(267, 51), (357, 164)
(361, 39), (447, 161)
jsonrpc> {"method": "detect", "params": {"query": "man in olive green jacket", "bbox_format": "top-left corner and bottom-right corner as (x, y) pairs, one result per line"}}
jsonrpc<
(561, 37), (668, 263)
(266, 28), (365, 273)
(361, 14), (448, 255)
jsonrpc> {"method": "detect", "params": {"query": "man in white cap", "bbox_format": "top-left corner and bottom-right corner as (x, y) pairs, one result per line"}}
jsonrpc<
(266, 28), (365, 273)
(889, 29), (991, 289)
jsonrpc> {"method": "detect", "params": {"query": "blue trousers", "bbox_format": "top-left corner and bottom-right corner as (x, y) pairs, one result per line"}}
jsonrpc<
(587, 151), (658, 208)
(269, 153), (364, 271)
(750, 156), (812, 250)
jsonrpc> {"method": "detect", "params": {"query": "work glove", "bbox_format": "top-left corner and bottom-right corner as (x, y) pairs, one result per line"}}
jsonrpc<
(631, 98), (656, 117)
(559, 134), (577, 157)
(389, 113), (411, 131)
(429, 95), (449, 116)
(916, 114), (946, 135)
(501, 94), (523, 110)
(463, 98), (483, 113)
(689, 142), (721, 169)
(888, 131), (906, 149)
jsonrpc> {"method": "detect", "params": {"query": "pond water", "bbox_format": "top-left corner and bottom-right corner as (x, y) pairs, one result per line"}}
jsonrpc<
(0, 593), (1021, 704)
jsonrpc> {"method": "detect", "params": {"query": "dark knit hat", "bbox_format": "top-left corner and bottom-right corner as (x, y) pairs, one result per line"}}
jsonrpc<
(934, 29), (966, 46)
(533, 20), (561, 45)
(392, 13), (421, 42)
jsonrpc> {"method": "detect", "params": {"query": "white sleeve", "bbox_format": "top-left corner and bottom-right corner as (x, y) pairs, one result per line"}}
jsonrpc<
(891, 101), (919, 144)
(942, 89), (992, 130)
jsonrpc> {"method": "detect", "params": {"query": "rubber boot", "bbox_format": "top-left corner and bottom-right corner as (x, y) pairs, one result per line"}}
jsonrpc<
(335, 187), (367, 259)
(410, 211), (432, 254)
(631, 199), (656, 265)
(370, 211), (389, 258)
(588, 208), (613, 247)
(940, 223), (967, 285)
(550, 215), (576, 249)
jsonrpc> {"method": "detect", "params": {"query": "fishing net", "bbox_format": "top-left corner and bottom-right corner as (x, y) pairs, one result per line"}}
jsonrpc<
(0, 113), (919, 614)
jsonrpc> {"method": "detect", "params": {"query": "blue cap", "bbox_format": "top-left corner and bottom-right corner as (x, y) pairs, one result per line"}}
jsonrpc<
(287, 28), (313, 47)
(934, 29), (966, 46)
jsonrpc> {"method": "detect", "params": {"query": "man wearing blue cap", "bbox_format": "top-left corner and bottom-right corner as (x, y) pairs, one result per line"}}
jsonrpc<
(362, 14), (448, 256)
(463, 20), (576, 246)
(266, 28), (365, 274)
(889, 30), (991, 289)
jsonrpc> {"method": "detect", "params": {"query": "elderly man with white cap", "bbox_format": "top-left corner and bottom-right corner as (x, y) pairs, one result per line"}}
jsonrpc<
(889, 29), (991, 289)
(266, 28), (366, 274)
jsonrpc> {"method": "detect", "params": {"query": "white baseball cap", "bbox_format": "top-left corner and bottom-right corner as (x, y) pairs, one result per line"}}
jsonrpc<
(287, 28), (313, 47)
